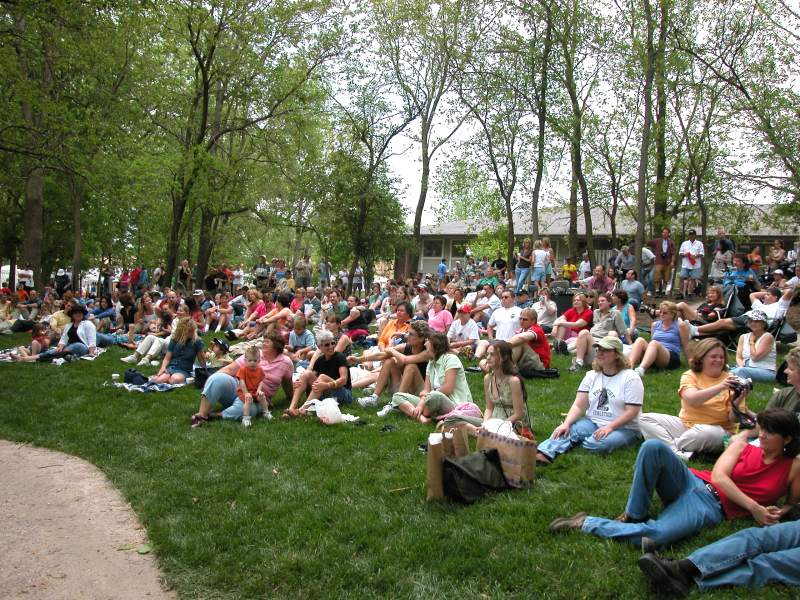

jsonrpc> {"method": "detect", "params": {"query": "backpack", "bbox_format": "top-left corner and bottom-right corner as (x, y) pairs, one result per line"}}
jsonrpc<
(124, 368), (148, 385)
(442, 449), (509, 504)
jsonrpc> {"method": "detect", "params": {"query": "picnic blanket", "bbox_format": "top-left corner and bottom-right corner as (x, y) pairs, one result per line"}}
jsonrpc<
(108, 381), (185, 393)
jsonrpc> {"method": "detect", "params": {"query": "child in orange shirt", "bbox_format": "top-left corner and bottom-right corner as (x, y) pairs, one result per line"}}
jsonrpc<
(238, 346), (265, 427)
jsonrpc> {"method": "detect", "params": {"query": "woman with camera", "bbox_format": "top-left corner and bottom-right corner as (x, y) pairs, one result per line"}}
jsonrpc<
(638, 338), (748, 460)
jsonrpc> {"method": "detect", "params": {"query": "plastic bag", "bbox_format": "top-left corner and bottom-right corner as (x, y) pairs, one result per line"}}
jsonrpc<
(315, 397), (344, 425)
(482, 418), (520, 440)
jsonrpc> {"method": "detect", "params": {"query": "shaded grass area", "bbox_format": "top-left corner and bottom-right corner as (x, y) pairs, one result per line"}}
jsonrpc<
(0, 332), (794, 599)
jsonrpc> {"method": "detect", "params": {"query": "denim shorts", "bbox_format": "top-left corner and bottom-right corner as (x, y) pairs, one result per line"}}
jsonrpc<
(681, 267), (701, 279)
(531, 267), (546, 282)
(166, 365), (192, 378)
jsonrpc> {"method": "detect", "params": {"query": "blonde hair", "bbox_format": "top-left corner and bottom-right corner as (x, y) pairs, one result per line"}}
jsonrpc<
(171, 317), (197, 345)
(659, 301), (679, 320)
(244, 346), (260, 360)
(591, 351), (630, 372)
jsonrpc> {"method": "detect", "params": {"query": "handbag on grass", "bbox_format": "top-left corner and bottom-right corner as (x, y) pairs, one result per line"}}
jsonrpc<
(476, 429), (537, 489)
(442, 449), (509, 504)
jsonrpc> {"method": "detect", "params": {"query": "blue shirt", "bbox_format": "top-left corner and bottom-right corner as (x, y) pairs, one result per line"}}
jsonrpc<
(289, 329), (316, 350)
(724, 268), (757, 289)
(167, 338), (204, 373)
(437, 262), (447, 279)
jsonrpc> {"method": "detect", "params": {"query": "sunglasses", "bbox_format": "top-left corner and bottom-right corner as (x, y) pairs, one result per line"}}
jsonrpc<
(320, 341), (334, 347)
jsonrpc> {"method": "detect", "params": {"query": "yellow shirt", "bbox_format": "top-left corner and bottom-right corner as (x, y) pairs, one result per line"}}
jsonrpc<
(678, 370), (741, 433)
(378, 319), (411, 349)
(562, 263), (577, 280)
(50, 310), (72, 332)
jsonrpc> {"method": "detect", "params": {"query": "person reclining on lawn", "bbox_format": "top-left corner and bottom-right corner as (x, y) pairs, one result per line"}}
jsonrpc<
(695, 286), (792, 336)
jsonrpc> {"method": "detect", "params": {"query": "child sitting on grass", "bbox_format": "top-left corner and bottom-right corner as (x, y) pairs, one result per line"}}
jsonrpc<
(238, 345), (266, 428)
(15, 322), (50, 358)
(287, 316), (317, 362)
(209, 337), (233, 368)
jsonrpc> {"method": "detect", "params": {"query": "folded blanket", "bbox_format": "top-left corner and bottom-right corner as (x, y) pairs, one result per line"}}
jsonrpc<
(109, 381), (185, 393)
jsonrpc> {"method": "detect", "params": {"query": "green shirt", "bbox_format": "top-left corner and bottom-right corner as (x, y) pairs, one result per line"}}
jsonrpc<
(477, 276), (499, 289)
(767, 386), (800, 414)
(428, 353), (473, 405)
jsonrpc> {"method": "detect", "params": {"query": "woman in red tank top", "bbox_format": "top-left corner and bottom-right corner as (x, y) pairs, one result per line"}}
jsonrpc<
(549, 409), (800, 549)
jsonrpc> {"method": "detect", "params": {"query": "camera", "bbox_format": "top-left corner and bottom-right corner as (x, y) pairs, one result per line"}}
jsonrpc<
(730, 376), (753, 395)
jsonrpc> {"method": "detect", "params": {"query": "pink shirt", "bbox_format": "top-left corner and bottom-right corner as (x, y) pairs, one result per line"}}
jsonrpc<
(427, 307), (454, 333)
(235, 353), (293, 399)
(246, 301), (267, 320)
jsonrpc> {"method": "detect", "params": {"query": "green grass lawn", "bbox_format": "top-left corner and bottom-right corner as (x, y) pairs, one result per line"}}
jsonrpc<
(0, 332), (794, 599)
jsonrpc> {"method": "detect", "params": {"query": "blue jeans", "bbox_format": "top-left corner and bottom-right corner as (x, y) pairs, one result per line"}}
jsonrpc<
(730, 365), (775, 383)
(537, 417), (642, 461)
(221, 398), (263, 420)
(515, 267), (531, 293)
(39, 343), (89, 359)
(581, 439), (724, 548)
(688, 521), (800, 590)
(96, 332), (116, 347)
(202, 372), (238, 411)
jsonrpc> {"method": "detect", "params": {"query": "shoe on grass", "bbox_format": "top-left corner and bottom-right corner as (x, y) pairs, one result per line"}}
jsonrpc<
(242, 415), (252, 428)
(568, 360), (583, 373)
(637, 553), (691, 597)
(262, 410), (273, 420)
(120, 354), (138, 363)
(635, 366), (646, 378)
(137, 357), (150, 366)
(358, 393), (379, 408)
(190, 413), (208, 429)
(548, 512), (588, 533)
(150, 360), (160, 366)
(376, 404), (393, 417)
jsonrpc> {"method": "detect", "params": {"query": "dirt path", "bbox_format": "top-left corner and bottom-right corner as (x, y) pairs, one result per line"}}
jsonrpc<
(0, 440), (177, 600)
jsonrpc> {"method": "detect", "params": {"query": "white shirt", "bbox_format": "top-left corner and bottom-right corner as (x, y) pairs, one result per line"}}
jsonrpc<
(578, 369), (643, 430)
(641, 247), (655, 266)
(533, 249), (549, 269)
(787, 276), (800, 289)
(750, 297), (790, 323)
(679, 239), (705, 269)
(233, 269), (244, 285)
(481, 294), (502, 318)
(447, 318), (480, 342)
(488, 305), (522, 340)
(531, 299), (557, 328)
(578, 260), (592, 279)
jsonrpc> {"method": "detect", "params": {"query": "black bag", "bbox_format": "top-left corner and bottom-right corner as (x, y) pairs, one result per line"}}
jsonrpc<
(193, 366), (219, 388)
(442, 448), (509, 504)
(124, 368), (148, 385)
(518, 366), (560, 379)
(777, 360), (788, 386)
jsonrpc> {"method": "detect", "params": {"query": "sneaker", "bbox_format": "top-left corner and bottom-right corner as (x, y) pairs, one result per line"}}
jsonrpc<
(121, 354), (139, 363)
(262, 410), (273, 421)
(363, 384), (376, 394)
(242, 415), (252, 428)
(137, 357), (150, 366)
(53, 358), (65, 366)
(568, 360), (583, 373)
(673, 450), (693, 462)
(377, 404), (394, 417)
(150, 360), (160, 366)
(637, 553), (691, 597)
(635, 366), (646, 378)
(358, 393), (379, 408)
(548, 512), (589, 533)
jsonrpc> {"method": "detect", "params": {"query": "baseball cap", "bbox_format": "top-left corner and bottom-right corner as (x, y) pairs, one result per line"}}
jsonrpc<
(773, 269), (784, 275)
(193, 289), (204, 296)
(592, 335), (623, 353)
(211, 337), (230, 352)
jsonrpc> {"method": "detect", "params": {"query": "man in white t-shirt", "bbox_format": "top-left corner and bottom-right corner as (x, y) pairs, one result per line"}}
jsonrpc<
(475, 290), (521, 360)
(786, 264), (800, 289)
(470, 283), (501, 325)
(578, 254), (592, 280)
(696, 286), (792, 334)
(447, 304), (480, 351)
(678, 229), (705, 298)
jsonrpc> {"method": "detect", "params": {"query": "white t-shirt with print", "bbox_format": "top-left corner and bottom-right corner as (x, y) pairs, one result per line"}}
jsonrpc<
(447, 318), (480, 342)
(578, 369), (643, 430)
(488, 306), (522, 340)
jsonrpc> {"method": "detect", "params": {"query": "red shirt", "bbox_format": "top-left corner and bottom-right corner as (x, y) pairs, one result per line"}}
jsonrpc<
(691, 444), (793, 519)
(518, 324), (551, 368)
(562, 307), (593, 336)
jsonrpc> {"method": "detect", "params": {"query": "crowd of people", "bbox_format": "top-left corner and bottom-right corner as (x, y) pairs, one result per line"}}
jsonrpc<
(2, 231), (800, 595)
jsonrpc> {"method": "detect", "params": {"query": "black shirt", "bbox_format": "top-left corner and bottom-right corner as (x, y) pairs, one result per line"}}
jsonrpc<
(314, 352), (351, 389)
(492, 259), (507, 273)
(66, 324), (81, 346)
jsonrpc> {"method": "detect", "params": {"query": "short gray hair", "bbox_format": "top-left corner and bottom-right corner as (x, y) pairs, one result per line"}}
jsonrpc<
(316, 330), (334, 346)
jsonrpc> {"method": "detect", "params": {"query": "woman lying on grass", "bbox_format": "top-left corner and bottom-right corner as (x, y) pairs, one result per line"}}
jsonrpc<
(549, 408), (800, 551)
(387, 332), (472, 423)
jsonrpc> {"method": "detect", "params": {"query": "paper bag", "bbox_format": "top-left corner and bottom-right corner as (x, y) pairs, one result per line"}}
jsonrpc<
(426, 433), (445, 501)
(476, 429), (537, 488)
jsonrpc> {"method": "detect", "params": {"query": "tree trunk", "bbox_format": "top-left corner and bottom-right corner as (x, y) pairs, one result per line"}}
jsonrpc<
(652, 0), (669, 234)
(530, 17), (552, 241)
(410, 125), (432, 278)
(569, 170), (578, 259)
(22, 169), (44, 291)
(70, 176), (82, 292)
(635, 0), (657, 275)
(195, 206), (214, 286)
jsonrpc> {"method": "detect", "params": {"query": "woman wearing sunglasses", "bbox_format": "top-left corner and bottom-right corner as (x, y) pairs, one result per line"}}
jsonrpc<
(284, 329), (352, 417)
(536, 335), (644, 465)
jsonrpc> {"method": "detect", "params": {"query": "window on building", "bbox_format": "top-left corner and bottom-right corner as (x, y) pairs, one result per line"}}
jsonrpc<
(423, 239), (443, 258)
(451, 242), (468, 260)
